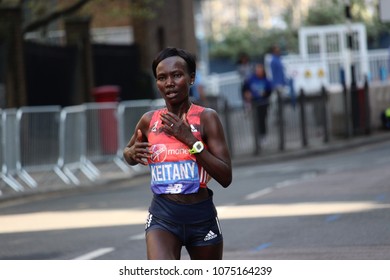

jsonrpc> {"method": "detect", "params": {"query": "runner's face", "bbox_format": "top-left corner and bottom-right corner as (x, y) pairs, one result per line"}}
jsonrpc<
(155, 56), (194, 104)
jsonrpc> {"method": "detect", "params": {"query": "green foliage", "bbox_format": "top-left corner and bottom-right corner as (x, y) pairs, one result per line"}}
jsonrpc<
(128, 0), (164, 19)
(208, 25), (298, 60)
(208, 26), (260, 58)
(303, 0), (345, 26)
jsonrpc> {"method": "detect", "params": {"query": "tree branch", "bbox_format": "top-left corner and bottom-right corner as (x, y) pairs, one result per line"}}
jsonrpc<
(22, 0), (91, 34)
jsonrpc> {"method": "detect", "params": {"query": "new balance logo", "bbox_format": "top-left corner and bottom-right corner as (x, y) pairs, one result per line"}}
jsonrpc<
(165, 183), (183, 194)
(204, 230), (218, 241)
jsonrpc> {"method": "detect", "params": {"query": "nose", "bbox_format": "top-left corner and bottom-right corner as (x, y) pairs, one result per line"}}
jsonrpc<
(166, 76), (175, 87)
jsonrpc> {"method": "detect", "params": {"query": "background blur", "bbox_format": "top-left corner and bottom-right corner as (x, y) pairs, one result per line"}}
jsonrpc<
(1, 0), (390, 107)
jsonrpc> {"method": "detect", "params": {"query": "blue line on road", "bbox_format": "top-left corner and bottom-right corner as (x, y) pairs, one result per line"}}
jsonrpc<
(253, 242), (272, 252)
(325, 214), (341, 222)
(375, 194), (386, 202)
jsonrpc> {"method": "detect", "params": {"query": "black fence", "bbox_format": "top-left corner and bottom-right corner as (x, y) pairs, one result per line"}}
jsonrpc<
(93, 43), (154, 101)
(215, 88), (332, 158)
(24, 41), (77, 106)
(24, 42), (152, 107)
(217, 82), (375, 158)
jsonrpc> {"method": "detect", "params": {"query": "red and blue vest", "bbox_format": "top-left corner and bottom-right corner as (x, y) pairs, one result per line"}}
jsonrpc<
(147, 104), (209, 194)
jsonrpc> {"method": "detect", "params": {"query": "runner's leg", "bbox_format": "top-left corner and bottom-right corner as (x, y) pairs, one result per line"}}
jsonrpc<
(146, 229), (182, 260)
(186, 242), (223, 260)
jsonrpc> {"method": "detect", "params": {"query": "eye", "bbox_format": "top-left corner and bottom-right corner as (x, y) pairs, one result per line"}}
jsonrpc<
(157, 76), (166, 82)
(173, 73), (183, 79)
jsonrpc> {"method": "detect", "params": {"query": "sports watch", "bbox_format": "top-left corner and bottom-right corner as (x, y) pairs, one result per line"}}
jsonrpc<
(189, 141), (204, 155)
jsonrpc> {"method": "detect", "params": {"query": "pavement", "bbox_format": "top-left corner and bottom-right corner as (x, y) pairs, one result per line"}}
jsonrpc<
(1, 131), (389, 204)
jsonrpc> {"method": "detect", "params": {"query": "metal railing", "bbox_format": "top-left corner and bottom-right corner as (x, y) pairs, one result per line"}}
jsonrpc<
(16, 106), (62, 188)
(1, 109), (24, 192)
(58, 105), (94, 185)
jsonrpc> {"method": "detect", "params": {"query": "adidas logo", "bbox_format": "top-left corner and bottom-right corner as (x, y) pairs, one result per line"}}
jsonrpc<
(145, 213), (153, 230)
(204, 230), (218, 241)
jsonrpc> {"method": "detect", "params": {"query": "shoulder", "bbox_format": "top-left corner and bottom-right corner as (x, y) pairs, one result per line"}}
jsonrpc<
(143, 109), (158, 119)
(190, 104), (217, 118)
(139, 109), (157, 126)
(200, 107), (219, 122)
(199, 108), (223, 140)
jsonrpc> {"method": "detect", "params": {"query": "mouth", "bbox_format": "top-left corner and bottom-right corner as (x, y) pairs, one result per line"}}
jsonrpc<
(165, 91), (178, 98)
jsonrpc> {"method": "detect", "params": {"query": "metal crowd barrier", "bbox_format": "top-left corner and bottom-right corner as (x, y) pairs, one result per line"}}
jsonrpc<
(58, 105), (97, 185)
(1, 109), (24, 192)
(16, 106), (62, 188)
(0, 103), (132, 195)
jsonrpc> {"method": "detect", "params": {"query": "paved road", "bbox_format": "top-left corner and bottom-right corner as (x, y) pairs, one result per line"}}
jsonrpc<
(0, 140), (390, 260)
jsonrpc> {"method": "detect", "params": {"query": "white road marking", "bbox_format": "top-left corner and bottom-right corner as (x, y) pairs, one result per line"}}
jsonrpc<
(73, 247), (115, 260)
(129, 233), (145, 241)
(245, 188), (273, 200)
(245, 180), (297, 200)
(275, 180), (296, 189)
(245, 172), (319, 200)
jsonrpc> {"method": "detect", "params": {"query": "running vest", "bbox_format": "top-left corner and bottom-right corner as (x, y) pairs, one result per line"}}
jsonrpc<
(147, 104), (209, 195)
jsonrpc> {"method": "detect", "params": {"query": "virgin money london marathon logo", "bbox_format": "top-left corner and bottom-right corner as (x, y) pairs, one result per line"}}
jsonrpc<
(150, 144), (190, 163)
(150, 144), (168, 163)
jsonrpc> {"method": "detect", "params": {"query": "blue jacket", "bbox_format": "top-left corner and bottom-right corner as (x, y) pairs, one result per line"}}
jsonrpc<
(243, 74), (273, 105)
(270, 55), (286, 87)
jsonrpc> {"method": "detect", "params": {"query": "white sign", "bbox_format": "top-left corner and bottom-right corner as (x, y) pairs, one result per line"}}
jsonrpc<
(286, 62), (328, 94)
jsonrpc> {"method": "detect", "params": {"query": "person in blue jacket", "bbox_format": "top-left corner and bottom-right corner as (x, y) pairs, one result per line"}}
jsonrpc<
(270, 45), (286, 90)
(243, 63), (273, 143)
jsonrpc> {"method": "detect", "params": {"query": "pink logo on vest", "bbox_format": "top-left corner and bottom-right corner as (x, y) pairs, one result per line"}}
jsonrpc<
(150, 144), (167, 163)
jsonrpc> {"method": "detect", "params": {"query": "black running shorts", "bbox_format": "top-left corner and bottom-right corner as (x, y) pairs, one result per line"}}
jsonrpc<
(145, 189), (223, 246)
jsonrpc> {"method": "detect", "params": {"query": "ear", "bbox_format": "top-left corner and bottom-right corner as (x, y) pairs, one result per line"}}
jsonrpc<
(190, 72), (195, 85)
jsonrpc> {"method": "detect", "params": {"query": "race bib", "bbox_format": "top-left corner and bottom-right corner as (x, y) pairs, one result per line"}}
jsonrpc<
(149, 160), (200, 194)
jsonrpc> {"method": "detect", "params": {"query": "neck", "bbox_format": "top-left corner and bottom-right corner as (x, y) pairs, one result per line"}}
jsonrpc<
(167, 101), (192, 118)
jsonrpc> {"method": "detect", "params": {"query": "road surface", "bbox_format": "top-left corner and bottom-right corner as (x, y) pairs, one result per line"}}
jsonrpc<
(0, 140), (390, 260)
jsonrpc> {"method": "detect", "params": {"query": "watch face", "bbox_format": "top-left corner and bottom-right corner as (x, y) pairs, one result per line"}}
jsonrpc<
(190, 141), (204, 154)
(195, 143), (203, 150)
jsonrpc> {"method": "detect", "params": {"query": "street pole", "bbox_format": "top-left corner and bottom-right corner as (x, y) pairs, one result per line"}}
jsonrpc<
(194, 0), (209, 75)
(344, 0), (355, 137)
